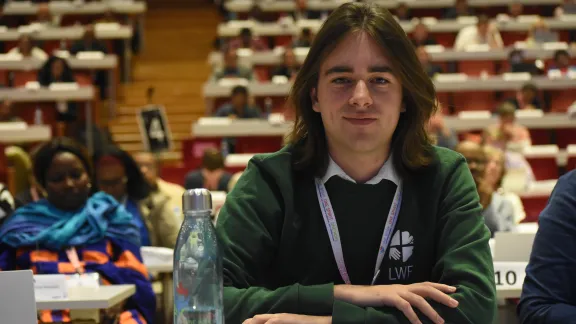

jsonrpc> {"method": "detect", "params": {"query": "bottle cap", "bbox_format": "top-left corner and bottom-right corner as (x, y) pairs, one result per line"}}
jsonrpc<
(182, 189), (212, 212)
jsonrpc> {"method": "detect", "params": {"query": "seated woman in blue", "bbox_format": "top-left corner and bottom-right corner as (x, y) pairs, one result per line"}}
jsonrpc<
(0, 137), (155, 323)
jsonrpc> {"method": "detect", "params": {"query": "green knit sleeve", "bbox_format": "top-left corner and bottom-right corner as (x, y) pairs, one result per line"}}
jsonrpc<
(216, 159), (334, 323)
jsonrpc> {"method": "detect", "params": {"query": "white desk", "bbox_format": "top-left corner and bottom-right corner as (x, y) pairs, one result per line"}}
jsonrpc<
(4, 2), (146, 16)
(0, 55), (118, 70)
(1, 86), (97, 152)
(203, 77), (576, 100)
(36, 284), (136, 310)
(218, 17), (576, 37)
(192, 115), (576, 138)
(209, 47), (576, 67)
(497, 287), (522, 299)
(0, 86), (94, 102)
(225, 0), (561, 12)
(0, 26), (132, 41)
(0, 125), (51, 143)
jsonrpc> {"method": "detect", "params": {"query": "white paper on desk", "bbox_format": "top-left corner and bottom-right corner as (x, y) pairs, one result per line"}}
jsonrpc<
(24, 81), (41, 90)
(77, 51), (105, 60)
(503, 72), (531, 81)
(515, 109), (543, 118)
(457, 16), (478, 24)
(424, 44), (444, 53)
(493, 261), (527, 289)
(95, 23), (121, 31)
(542, 42), (569, 51)
(464, 44), (490, 52)
(141, 246), (174, 268)
(0, 121), (27, 131)
(458, 110), (491, 119)
(33, 274), (68, 301)
(49, 82), (80, 91)
(435, 73), (468, 82)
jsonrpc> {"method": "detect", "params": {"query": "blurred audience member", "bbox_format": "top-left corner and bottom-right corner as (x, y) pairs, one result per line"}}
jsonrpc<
(272, 48), (300, 81)
(508, 1), (524, 18)
(444, 0), (475, 19)
(292, 28), (314, 48)
(394, 3), (412, 21)
(0, 183), (14, 226)
(0, 138), (155, 323)
(227, 171), (243, 192)
(508, 49), (542, 75)
(427, 104), (458, 150)
(411, 23), (437, 47)
(0, 100), (21, 122)
(215, 85), (261, 118)
(454, 15), (504, 51)
(484, 146), (526, 224)
(484, 102), (532, 150)
(212, 48), (255, 81)
(416, 46), (443, 78)
(506, 82), (542, 110)
(456, 141), (515, 237)
(228, 28), (268, 52)
(97, 9), (118, 23)
(70, 25), (108, 54)
(4, 145), (44, 208)
(518, 170), (576, 323)
(33, 3), (59, 27)
(526, 18), (558, 46)
(94, 146), (180, 248)
(555, 0), (576, 17)
(550, 49), (576, 74)
(38, 56), (78, 122)
(185, 148), (232, 192)
(134, 151), (184, 217)
(7, 34), (48, 60)
(70, 25), (109, 99)
(292, 0), (326, 20)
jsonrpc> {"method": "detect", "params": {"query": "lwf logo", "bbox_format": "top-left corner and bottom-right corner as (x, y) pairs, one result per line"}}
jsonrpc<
(388, 230), (414, 281)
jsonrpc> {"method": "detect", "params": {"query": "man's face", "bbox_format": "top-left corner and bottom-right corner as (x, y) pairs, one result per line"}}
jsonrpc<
(416, 47), (429, 65)
(0, 101), (11, 121)
(313, 31), (403, 156)
(477, 23), (489, 37)
(224, 50), (237, 68)
(499, 114), (515, 126)
(284, 50), (296, 68)
(522, 89), (536, 102)
(458, 145), (487, 184)
(557, 53), (571, 68)
(134, 153), (158, 188)
(231, 93), (247, 110)
(509, 3), (523, 17)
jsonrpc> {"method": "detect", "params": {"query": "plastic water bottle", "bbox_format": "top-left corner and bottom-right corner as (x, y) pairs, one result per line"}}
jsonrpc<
(34, 106), (43, 125)
(264, 97), (273, 118)
(174, 189), (223, 324)
(220, 139), (229, 158)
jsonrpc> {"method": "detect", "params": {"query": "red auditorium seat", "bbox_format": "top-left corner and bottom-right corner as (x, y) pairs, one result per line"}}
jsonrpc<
(12, 71), (37, 87)
(523, 145), (560, 180)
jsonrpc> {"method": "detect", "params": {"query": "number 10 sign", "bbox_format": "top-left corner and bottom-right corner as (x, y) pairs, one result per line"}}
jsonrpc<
(493, 261), (528, 289)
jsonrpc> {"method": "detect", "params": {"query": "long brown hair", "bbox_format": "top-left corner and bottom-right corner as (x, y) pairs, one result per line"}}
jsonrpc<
(287, 2), (437, 178)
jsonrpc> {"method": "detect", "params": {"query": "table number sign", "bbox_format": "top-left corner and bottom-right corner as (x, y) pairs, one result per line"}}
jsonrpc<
(494, 261), (528, 289)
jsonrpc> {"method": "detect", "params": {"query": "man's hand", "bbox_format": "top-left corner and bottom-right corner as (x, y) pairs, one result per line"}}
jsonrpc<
(334, 283), (459, 324)
(243, 314), (331, 324)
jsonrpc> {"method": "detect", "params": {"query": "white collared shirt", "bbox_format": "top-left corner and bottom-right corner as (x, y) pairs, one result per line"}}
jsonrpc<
(321, 155), (400, 185)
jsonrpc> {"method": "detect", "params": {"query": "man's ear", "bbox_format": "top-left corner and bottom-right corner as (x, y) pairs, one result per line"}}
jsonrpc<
(310, 88), (319, 112)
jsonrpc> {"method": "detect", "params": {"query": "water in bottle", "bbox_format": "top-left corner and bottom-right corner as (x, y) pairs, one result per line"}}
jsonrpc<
(174, 189), (223, 324)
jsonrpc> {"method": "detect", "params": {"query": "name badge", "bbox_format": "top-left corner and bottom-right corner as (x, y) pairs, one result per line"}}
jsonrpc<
(493, 261), (527, 289)
(34, 274), (68, 301)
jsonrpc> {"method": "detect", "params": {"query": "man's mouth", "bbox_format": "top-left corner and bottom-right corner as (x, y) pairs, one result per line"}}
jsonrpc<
(343, 117), (377, 126)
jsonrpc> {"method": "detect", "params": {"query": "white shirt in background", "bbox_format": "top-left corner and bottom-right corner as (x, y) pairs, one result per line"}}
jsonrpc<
(7, 47), (48, 60)
(454, 24), (504, 51)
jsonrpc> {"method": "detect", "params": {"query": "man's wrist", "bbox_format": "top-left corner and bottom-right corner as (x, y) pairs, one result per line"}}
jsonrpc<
(334, 285), (353, 304)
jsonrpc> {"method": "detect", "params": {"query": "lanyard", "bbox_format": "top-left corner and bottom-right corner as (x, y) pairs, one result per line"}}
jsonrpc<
(65, 247), (84, 275)
(315, 178), (402, 285)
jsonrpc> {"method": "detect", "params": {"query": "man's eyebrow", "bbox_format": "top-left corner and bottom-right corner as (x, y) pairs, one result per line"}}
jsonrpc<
(324, 66), (353, 76)
(369, 65), (393, 73)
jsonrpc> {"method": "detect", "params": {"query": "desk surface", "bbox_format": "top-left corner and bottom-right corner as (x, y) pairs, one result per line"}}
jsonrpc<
(203, 76), (576, 97)
(4, 2), (146, 15)
(0, 125), (51, 143)
(209, 46), (576, 66)
(225, 0), (561, 12)
(192, 114), (576, 137)
(0, 55), (117, 70)
(0, 86), (94, 102)
(0, 26), (132, 41)
(218, 17), (576, 36)
(36, 284), (136, 310)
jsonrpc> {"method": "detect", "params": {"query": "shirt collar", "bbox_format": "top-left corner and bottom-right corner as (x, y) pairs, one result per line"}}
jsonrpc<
(321, 154), (400, 185)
